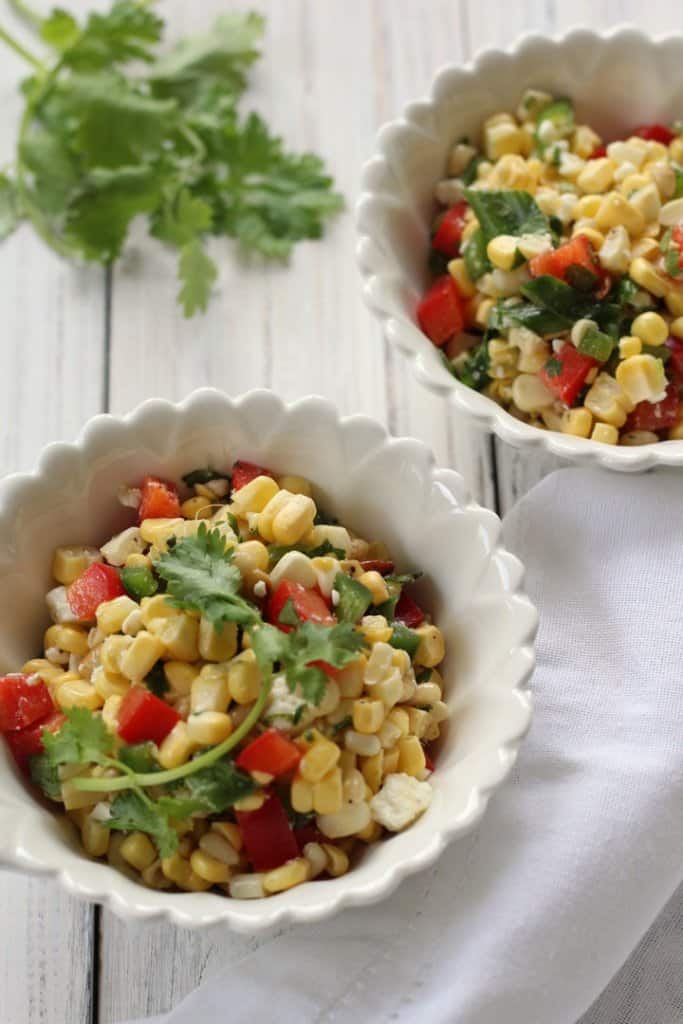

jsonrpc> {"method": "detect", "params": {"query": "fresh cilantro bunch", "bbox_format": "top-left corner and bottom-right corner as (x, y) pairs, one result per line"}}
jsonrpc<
(0, 0), (343, 315)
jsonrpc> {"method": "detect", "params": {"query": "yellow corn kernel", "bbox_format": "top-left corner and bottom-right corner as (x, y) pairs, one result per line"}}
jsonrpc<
(22, 658), (64, 685)
(490, 153), (535, 190)
(383, 746), (400, 775)
(263, 857), (310, 894)
(124, 553), (151, 570)
(629, 257), (668, 297)
(414, 624), (445, 667)
(313, 766), (343, 814)
(483, 116), (526, 160)
(572, 125), (602, 158)
(594, 193), (645, 235)
(322, 843), (350, 876)
(61, 777), (101, 811)
(95, 596), (138, 637)
(407, 707), (431, 740)
(153, 615), (200, 662)
(618, 172), (650, 195)
(338, 749), (357, 778)
(573, 194), (602, 218)
(192, 665), (231, 713)
(233, 792), (266, 813)
(669, 137), (683, 163)
(474, 297), (494, 329)
(187, 710), (233, 746)
(619, 336), (642, 359)
(225, 649), (260, 704)
(158, 721), (193, 769)
(616, 354), (668, 405)
(190, 849), (230, 884)
(44, 624), (89, 655)
(630, 238), (658, 262)
(561, 408), (593, 438)
(92, 666), (129, 701)
(181, 496), (213, 520)
(584, 372), (632, 427)
(139, 517), (184, 549)
(161, 854), (212, 892)
(120, 832), (157, 872)
(576, 157), (615, 194)
(276, 474), (312, 497)
(398, 735), (427, 777)
(232, 540), (269, 588)
(387, 707), (410, 736)
(81, 816), (110, 858)
(591, 423), (619, 444)
(669, 317), (683, 340)
(631, 311), (668, 347)
(352, 698), (385, 735)
(209, 820), (243, 853)
(119, 631), (165, 681)
(231, 475), (279, 514)
(334, 657), (365, 699)
(101, 635), (133, 675)
(629, 182), (661, 223)
(101, 694), (122, 732)
(163, 661), (198, 698)
(447, 257), (476, 298)
(360, 751), (384, 793)
(510, 373), (554, 413)
(620, 430), (659, 446)
(357, 817), (383, 843)
(571, 225), (604, 250)
(665, 290), (683, 317)
(356, 570), (389, 606)
(198, 617), (237, 662)
(486, 234), (519, 271)
(139, 595), (178, 627)
(272, 494), (317, 546)
(299, 737), (340, 784)
(254, 489), (289, 540)
(291, 775), (314, 813)
(55, 678), (103, 711)
(52, 546), (100, 586)
(358, 615), (392, 645)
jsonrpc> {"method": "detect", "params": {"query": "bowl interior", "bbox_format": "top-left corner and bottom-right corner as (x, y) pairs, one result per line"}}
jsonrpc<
(0, 394), (533, 924)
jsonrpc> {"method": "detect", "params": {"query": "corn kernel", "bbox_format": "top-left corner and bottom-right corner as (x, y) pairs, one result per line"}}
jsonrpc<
(670, 137), (683, 163)
(233, 792), (266, 813)
(153, 615), (200, 662)
(591, 423), (619, 444)
(383, 747), (400, 775)
(447, 257), (476, 298)
(139, 595), (179, 627)
(291, 775), (314, 813)
(55, 678), (103, 711)
(157, 721), (193, 769)
(197, 617), (237, 662)
(511, 373), (554, 413)
(44, 624), (89, 655)
(407, 707), (431, 740)
(629, 257), (668, 297)
(620, 430), (659, 446)
(163, 661), (198, 698)
(81, 816), (110, 858)
(618, 336), (642, 359)
(118, 631), (165, 681)
(231, 475), (279, 514)
(299, 737), (340, 783)
(360, 751), (383, 793)
(322, 843), (350, 876)
(91, 666), (129, 701)
(576, 158), (615, 194)
(594, 193), (645, 235)
(52, 546), (100, 586)
(631, 312), (668, 347)
(61, 777), (101, 811)
(316, 800), (371, 839)
(358, 615), (392, 645)
(187, 710), (233, 746)
(486, 234), (519, 271)
(398, 735), (427, 777)
(356, 818), (383, 843)
(387, 707), (410, 736)
(263, 857), (309, 894)
(22, 658), (63, 685)
(190, 849), (230, 884)
(139, 517), (186, 550)
(665, 290), (683, 317)
(95, 596), (138, 637)
(120, 832), (157, 872)
(276, 474), (312, 496)
(414, 624), (445, 667)
(313, 766), (343, 814)
(461, 217), (480, 242)
(192, 665), (231, 713)
(483, 118), (526, 160)
(572, 125), (602, 158)
(272, 494), (317, 546)
(561, 408), (593, 438)
(352, 698), (385, 734)
(669, 317), (683, 340)
(233, 540), (269, 588)
(616, 354), (668, 405)
(474, 297), (494, 329)
(181, 496), (213, 520)
(668, 416), (683, 440)
(584, 373), (630, 428)
(356, 570), (389, 606)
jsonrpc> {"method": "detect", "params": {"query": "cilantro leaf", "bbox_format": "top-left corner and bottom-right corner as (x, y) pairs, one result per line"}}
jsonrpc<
(59, 1), (164, 70)
(544, 357), (563, 378)
(29, 753), (62, 800)
(463, 188), (548, 243)
(181, 467), (225, 487)
(278, 598), (301, 627)
(268, 538), (344, 566)
(144, 662), (169, 699)
(118, 742), (158, 774)
(42, 707), (113, 767)
(334, 572), (373, 624)
(106, 790), (179, 858)
(178, 761), (256, 812)
(0, 174), (20, 241)
(177, 238), (218, 317)
(155, 523), (259, 627)
(450, 340), (490, 391)
(151, 187), (213, 248)
(40, 9), (80, 52)
(64, 166), (162, 262)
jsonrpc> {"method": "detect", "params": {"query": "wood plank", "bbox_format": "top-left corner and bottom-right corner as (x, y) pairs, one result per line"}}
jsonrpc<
(0, 10), (106, 1023)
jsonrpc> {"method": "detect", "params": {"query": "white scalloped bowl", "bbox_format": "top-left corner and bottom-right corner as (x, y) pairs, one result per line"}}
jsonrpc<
(357, 27), (683, 471)
(0, 389), (535, 930)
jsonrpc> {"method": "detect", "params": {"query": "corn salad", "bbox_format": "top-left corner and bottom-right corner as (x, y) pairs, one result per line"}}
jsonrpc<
(418, 91), (683, 445)
(0, 461), (446, 898)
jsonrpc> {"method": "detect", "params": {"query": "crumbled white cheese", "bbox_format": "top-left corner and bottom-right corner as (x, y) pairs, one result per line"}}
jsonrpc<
(100, 526), (145, 566)
(46, 585), (79, 624)
(370, 773), (433, 832)
(253, 580), (267, 599)
(263, 674), (318, 733)
(89, 802), (112, 823)
(331, 588), (340, 607)
(117, 486), (141, 509)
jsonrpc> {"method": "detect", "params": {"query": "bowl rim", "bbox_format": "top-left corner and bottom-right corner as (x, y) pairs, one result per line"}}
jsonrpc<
(356, 24), (683, 471)
(0, 388), (536, 930)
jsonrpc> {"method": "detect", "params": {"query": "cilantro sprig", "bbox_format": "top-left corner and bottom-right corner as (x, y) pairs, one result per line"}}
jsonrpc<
(0, 0), (343, 316)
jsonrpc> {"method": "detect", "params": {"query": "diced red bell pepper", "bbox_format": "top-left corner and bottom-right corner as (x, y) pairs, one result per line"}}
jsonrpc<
(634, 123), (675, 145)
(0, 675), (55, 733)
(5, 711), (65, 771)
(431, 201), (469, 258)
(235, 729), (301, 778)
(293, 822), (326, 852)
(359, 560), (395, 575)
(268, 580), (335, 633)
(394, 592), (425, 629)
(666, 337), (683, 384)
(529, 234), (598, 284)
(308, 660), (339, 677)
(626, 384), (680, 432)
(67, 563), (125, 621)
(138, 475), (182, 522)
(588, 144), (607, 159)
(417, 275), (466, 347)
(236, 791), (299, 871)
(117, 686), (180, 746)
(539, 343), (597, 407)
(231, 460), (274, 492)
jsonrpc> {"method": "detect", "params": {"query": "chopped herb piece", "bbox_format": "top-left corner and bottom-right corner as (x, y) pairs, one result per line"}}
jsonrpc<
(450, 339), (490, 390)
(118, 742), (158, 774)
(29, 753), (62, 800)
(389, 622), (421, 659)
(278, 598), (301, 627)
(462, 154), (484, 186)
(106, 790), (179, 858)
(462, 227), (492, 281)
(576, 326), (615, 362)
(332, 715), (352, 735)
(544, 357), (563, 378)
(181, 468), (225, 487)
(42, 707), (112, 767)
(415, 668), (433, 684)
(333, 572), (373, 624)
(144, 662), (169, 699)
(268, 539), (344, 566)
(464, 188), (549, 243)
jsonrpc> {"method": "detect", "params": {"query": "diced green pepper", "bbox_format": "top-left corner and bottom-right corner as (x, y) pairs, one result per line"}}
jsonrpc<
(334, 572), (373, 624)
(462, 227), (492, 281)
(120, 565), (158, 601)
(576, 326), (615, 363)
(535, 98), (574, 149)
(389, 622), (421, 659)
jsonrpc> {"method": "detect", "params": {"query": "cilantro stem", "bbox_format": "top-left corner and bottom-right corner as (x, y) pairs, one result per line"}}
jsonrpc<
(7, 0), (42, 33)
(0, 23), (45, 69)
(72, 679), (272, 794)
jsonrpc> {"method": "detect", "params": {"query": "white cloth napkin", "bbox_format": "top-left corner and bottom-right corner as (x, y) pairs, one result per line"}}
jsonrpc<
(121, 468), (683, 1024)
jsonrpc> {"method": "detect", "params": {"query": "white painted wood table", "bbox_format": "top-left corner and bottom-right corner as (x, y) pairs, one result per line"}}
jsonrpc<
(0, 0), (678, 1020)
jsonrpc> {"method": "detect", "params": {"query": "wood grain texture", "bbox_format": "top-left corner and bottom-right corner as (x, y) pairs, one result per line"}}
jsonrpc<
(0, 0), (676, 1020)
